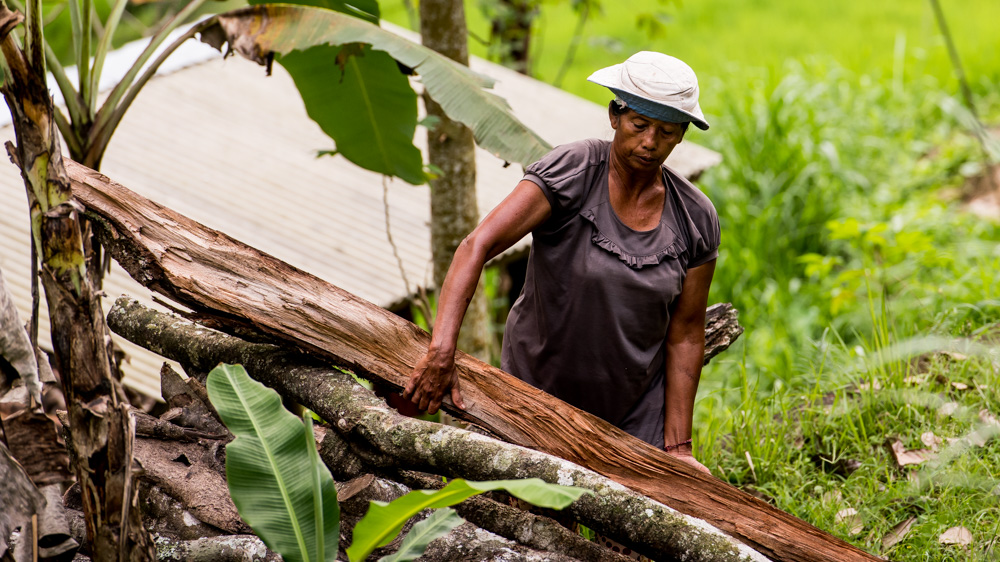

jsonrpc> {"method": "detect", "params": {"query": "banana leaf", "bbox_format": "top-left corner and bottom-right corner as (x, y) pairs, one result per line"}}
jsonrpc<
(207, 363), (339, 562)
(377, 508), (464, 562)
(347, 478), (590, 561)
(202, 4), (552, 174)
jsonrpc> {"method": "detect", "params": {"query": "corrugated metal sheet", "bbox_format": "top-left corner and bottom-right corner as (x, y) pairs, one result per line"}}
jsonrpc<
(0, 34), (721, 397)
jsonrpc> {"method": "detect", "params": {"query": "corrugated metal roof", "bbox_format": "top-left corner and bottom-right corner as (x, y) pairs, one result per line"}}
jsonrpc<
(0, 30), (721, 397)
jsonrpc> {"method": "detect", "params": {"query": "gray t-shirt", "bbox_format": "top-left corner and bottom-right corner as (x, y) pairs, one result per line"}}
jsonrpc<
(500, 139), (720, 447)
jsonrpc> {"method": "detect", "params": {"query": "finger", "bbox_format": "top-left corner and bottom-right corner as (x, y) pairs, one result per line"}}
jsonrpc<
(451, 385), (465, 410)
(427, 397), (441, 415)
(417, 392), (431, 412)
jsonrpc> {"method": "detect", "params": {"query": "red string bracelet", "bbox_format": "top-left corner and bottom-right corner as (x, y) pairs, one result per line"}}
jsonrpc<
(664, 438), (692, 452)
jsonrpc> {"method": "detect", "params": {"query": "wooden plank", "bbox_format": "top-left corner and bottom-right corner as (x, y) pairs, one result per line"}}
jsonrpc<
(68, 160), (879, 562)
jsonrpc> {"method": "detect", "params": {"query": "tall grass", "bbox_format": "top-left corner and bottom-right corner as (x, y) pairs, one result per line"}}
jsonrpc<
(686, 62), (1000, 557)
(697, 61), (999, 396)
(697, 295), (1000, 559)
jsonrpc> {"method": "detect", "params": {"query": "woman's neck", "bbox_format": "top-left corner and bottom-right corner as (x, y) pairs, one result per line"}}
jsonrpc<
(609, 153), (662, 198)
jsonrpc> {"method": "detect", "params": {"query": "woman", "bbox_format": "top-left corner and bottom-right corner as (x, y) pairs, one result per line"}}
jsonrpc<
(404, 52), (719, 473)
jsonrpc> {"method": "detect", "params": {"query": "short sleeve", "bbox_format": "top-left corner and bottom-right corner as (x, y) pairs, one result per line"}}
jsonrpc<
(523, 140), (606, 233)
(664, 168), (720, 269)
(688, 207), (720, 268)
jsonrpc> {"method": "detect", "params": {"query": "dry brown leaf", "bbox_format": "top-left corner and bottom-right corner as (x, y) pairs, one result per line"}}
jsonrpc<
(821, 490), (843, 506)
(939, 526), (972, 545)
(835, 507), (863, 536)
(938, 402), (959, 417)
(940, 351), (968, 361)
(888, 439), (936, 467)
(882, 516), (916, 551)
(969, 431), (989, 448)
(921, 431), (942, 451)
(979, 409), (1000, 427)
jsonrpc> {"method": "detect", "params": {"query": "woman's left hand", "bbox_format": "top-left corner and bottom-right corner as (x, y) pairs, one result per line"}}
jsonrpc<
(667, 450), (711, 474)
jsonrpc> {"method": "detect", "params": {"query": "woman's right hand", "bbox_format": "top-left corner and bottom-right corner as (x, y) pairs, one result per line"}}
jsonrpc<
(403, 347), (465, 415)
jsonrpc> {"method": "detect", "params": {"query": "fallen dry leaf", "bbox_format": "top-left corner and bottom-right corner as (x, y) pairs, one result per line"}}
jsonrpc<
(939, 526), (972, 545)
(938, 402), (959, 417)
(882, 516), (917, 551)
(921, 431), (942, 451)
(951, 382), (969, 391)
(821, 489), (843, 506)
(888, 439), (937, 467)
(969, 429), (991, 448)
(979, 409), (1000, 427)
(939, 351), (968, 361)
(835, 507), (863, 536)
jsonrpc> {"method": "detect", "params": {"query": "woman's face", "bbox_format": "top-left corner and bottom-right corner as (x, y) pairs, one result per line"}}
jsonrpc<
(609, 109), (686, 173)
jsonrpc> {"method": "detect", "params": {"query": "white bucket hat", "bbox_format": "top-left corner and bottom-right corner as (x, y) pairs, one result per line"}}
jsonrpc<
(587, 51), (709, 130)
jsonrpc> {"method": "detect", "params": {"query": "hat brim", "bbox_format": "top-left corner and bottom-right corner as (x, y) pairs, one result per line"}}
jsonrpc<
(610, 89), (710, 131)
(587, 65), (710, 131)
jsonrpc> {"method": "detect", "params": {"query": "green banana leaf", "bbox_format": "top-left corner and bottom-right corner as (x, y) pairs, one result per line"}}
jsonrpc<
(245, 0), (426, 184)
(207, 364), (339, 562)
(204, 4), (552, 175)
(347, 478), (590, 561)
(279, 45), (425, 184)
(377, 508), (464, 562)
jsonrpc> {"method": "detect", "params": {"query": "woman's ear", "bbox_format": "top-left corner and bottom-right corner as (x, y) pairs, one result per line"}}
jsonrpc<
(609, 109), (620, 130)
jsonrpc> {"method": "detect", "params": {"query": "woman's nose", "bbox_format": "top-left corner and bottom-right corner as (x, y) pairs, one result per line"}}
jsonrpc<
(641, 129), (658, 149)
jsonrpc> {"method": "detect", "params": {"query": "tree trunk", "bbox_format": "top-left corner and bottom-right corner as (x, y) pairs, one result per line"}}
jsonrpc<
(420, 0), (490, 361)
(74, 160), (877, 561)
(487, 0), (537, 74)
(0, 7), (153, 560)
(106, 298), (768, 562)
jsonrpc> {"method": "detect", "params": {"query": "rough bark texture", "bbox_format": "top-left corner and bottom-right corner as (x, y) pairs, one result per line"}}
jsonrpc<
(319, 425), (632, 562)
(152, 535), (281, 562)
(399, 470), (635, 562)
(332, 456), (611, 562)
(0, 267), (41, 402)
(107, 299), (768, 562)
(421, 521), (584, 562)
(0, 443), (44, 559)
(140, 484), (229, 542)
(421, 0), (490, 361)
(0, 9), (152, 560)
(74, 162), (877, 561)
(132, 437), (250, 536)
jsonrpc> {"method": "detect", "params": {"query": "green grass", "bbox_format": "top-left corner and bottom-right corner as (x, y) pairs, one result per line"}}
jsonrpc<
(697, 316), (1000, 560)
(381, 0), (1000, 110)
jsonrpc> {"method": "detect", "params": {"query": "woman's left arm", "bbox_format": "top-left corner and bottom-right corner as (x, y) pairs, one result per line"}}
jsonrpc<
(663, 259), (717, 474)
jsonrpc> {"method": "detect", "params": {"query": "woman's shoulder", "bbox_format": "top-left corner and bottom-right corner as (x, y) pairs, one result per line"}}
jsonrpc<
(662, 165), (717, 221)
(525, 139), (609, 186)
(544, 138), (610, 161)
(662, 165), (720, 265)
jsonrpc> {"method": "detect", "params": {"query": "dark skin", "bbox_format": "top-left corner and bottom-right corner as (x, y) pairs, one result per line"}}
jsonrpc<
(404, 106), (716, 473)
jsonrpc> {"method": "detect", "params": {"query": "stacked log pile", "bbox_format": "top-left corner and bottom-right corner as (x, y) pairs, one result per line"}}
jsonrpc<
(1, 159), (885, 561)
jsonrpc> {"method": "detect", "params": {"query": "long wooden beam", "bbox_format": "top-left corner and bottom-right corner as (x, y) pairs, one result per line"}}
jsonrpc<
(67, 160), (879, 562)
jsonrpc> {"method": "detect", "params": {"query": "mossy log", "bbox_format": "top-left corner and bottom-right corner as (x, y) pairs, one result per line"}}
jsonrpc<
(73, 159), (877, 561)
(108, 297), (766, 561)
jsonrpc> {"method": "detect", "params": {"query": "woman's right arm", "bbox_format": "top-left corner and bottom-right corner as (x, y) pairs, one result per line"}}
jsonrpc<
(403, 179), (552, 414)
